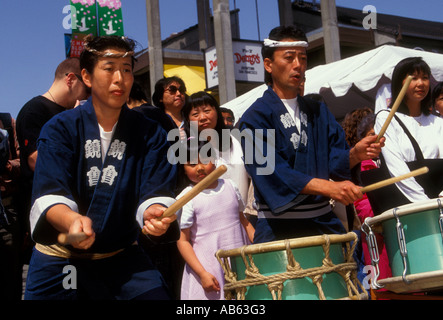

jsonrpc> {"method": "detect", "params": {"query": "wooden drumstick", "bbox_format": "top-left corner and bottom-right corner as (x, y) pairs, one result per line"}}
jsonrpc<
(59, 165), (228, 242)
(376, 75), (413, 143)
(142, 164), (228, 234)
(360, 166), (429, 194)
(58, 232), (88, 245)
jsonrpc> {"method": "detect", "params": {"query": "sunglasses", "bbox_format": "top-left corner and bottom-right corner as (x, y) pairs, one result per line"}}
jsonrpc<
(165, 85), (185, 95)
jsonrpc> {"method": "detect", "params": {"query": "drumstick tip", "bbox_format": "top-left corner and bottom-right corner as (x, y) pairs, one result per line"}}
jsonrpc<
(416, 166), (429, 174)
(57, 232), (89, 245)
(57, 233), (67, 244)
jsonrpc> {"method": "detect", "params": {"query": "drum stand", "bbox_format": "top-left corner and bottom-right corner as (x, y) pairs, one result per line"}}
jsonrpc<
(370, 287), (443, 300)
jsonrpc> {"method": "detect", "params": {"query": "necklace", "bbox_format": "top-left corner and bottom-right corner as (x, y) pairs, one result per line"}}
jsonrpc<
(47, 91), (58, 105)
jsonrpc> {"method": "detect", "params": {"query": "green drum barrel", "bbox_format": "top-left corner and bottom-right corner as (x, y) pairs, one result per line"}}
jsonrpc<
(230, 243), (350, 300)
(217, 233), (364, 300)
(381, 205), (443, 277)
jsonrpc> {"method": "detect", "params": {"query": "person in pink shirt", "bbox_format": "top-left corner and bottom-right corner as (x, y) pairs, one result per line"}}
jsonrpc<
(352, 112), (392, 281)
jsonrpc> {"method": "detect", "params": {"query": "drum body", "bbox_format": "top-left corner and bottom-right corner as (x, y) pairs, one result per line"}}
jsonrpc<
(216, 232), (366, 300)
(364, 199), (443, 293)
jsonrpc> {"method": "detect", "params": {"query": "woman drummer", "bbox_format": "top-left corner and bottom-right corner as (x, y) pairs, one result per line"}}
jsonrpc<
(374, 57), (443, 204)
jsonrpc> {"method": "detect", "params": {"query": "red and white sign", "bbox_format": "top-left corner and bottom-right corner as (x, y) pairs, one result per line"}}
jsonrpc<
(204, 40), (264, 89)
(70, 33), (87, 58)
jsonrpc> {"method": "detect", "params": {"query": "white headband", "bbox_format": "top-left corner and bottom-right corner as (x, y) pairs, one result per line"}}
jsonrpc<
(263, 39), (308, 48)
(84, 48), (134, 58)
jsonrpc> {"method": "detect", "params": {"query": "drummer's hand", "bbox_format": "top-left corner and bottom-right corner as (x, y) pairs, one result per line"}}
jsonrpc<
(329, 180), (363, 206)
(350, 135), (385, 168)
(200, 271), (220, 292)
(143, 204), (177, 237)
(69, 215), (95, 250)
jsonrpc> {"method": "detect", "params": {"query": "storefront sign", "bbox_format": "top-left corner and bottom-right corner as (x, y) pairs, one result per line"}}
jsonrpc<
(204, 40), (264, 89)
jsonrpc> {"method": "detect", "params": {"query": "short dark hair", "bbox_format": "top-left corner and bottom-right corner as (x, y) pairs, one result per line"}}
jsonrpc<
(183, 91), (226, 132)
(183, 91), (230, 152)
(129, 82), (148, 102)
(152, 76), (187, 110)
(390, 57), (432, 116)
(54, 57), (81, 80)
(220, 107), (234, 118)
(80, 35), (137, 74)
(262, 26), (308, 85)
(432, 81), (443, 108)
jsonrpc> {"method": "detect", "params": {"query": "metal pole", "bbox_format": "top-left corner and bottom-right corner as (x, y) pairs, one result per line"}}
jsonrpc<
(213, 0), (236, 104)
(255, 0), (261, 40)
(95, 0), (100, 36)
(320, 0), (341, 63)
(277, 0), (293, 27)
(197, 0), (213, 50)
(146, 0), (164, 95)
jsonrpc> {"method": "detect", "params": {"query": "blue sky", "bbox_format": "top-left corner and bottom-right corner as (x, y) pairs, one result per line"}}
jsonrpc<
(1, 0), (442, 118)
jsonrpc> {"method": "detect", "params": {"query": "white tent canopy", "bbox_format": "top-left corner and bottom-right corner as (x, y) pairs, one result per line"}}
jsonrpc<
(223, 45), (443, 122)
(305, 45), (443, 97)
(222, 83), (268, 125)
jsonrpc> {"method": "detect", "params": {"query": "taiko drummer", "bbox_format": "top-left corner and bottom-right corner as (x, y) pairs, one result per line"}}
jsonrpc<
(239, 26), (385, 243)
(24, 35), (179, 300)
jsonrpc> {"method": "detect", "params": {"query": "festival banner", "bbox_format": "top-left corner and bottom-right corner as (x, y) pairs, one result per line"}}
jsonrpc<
(70, 0), (98, 36)
(68, 0), (124, 57)
(97, 0), (124, 37)
(69, 0), (98, 57)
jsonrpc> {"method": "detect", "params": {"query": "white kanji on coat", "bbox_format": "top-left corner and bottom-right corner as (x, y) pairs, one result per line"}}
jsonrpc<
(301, 130), (308, 146)
(85, 139), (101, 159)
(280, 113), (295, 129)
(101, 165), (118, 186)
(290, 132), (300, 150)
(300, 112), (308, 128)
(108, 139), (126, 160)
(87, 166), (101, 187)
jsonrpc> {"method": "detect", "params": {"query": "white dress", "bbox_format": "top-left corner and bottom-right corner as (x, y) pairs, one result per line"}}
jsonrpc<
(375, 111), (443, 202)
(179, 179), (250, 300)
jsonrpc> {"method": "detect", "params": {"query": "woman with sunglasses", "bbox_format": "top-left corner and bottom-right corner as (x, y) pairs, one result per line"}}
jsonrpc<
(152, 76), (187, 133)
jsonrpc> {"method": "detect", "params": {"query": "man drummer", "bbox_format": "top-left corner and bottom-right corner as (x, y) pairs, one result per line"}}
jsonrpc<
(239, 25), (385, 243)
(24, 35), (179, 300)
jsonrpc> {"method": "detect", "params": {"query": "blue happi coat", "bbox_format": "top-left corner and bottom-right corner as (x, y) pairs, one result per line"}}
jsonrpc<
(239, 87), (350, 242)
(29, 99), (178, 253)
